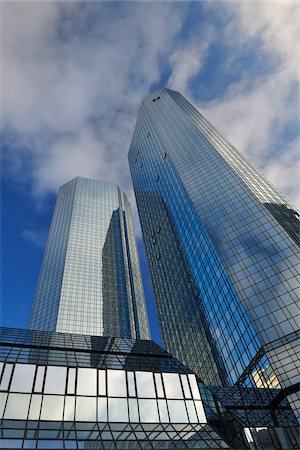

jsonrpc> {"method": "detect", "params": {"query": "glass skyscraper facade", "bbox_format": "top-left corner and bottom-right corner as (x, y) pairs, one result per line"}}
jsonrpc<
(29, 177), (150, 340)
(128, 89), (300, 417)
(2, 92), (299, 449)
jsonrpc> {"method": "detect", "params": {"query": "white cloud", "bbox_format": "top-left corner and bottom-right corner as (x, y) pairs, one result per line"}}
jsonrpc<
(202, 66), (297, 164)
(22, 229), (47, 248)
(197, 1), (300, 209)
(264, 140), (300, 206)
(1, 1), (185, 203)
(228, 2), (299, 66)
(168, 24), (215, 93)
(1, 1), (299, 217)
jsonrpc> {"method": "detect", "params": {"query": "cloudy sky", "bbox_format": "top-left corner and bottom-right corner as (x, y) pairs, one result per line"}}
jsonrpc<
(1, 1), (299, 341)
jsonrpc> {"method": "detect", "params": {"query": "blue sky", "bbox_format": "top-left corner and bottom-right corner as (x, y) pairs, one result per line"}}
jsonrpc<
(1, 1), (299, 344)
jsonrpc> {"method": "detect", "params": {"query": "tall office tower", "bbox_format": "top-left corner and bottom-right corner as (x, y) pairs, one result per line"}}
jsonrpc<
(29, 177), (150, 340)
(128, 89), (300, 417)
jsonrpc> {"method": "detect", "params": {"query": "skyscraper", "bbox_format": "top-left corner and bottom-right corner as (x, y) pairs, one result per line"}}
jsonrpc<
(29, 177), (150, 340)
(128, 89), (300, 417)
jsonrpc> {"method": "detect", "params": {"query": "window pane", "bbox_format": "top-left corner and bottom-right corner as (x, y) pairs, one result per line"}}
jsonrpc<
(44, 366), (66, 395)
(167, 400), (188, 423)
(195, 401), (206, 423)
(162, 373), (183, 399)
(64, 396), (75, 421)
(4, 394), (30, 419)
(244, 427), (254, 443)
(76, 397), (96, 421)
(180, 374), (191, 399)
(28, 395), (42, 420)
(77, 368), (96, 396)
(0, 393), (7, 418)
(107, 370), (126, 397)
(77, 368), (97, 396)
(11, 364), (35, 393)
(154, 373), (164, 397)
(138, 399), (159, 422)
(97, 397), (107, 421)
(34, 366), (45, 393)
(108, 398), (128, 422)
(0, 364), (13, 391)
(67, 368), (76, 395)
(98, 370), (106, 396)
(40, 395), (64, 420)
(158, 399), (169, 423)
(188, 374), (200, 400)
(186, 400), (197, 422)
(128, 399), (139, 422)
(0, 439), (22, 448)
(136, 372), (155, 398)
(127, 372), (136, 397)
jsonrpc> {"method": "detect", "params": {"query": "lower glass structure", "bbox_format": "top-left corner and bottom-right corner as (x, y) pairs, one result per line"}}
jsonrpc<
(0, 327), (299, 449)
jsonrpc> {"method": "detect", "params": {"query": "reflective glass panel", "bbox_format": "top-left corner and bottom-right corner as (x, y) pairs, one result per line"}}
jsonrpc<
(40, 395), (64, 420)
(0, 439), (23, 448)
(107, 370), (126, 397)
(188, 374), (200, 400)
(34, 366), (45, 393)
(180, 374), (192, 399)
(138, 399), (159, 422)
(64, 396), (75, 421)
(158, 399), (169, 423)
(127, 372), (136, 397)
(162, 373), (183, 399)
(195, 401), (206, 423)
(129, 398), (139, 422)
(4, 393), (30, 419)
(10, 364), (35, 393)
(76, 397), (96, 421)
(28, 394), (42, 420)
(244, 428), (254, 443)
(0, 364), (13, 391)
(186, 400), (198, 423)
(97, 397), (107, 421)
(77, 368), (96, 396)
(154, 373), (164, 397)
(108, 398), (128, 422)
(98, 370), (106, 396)
(167, 400), (188, 423)
(67, 368), (76, 395)
(44, 366), (66, 395)
(0, 393), (7, 418)
(136, 371), (155, 398)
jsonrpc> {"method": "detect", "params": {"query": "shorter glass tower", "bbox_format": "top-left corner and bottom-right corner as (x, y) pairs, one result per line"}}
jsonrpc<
(29, 177), (150, 340)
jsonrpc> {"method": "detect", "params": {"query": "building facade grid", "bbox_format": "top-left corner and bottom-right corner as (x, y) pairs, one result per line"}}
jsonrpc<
(128, 89), (300, 407)
(29, 177), (150, 340)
